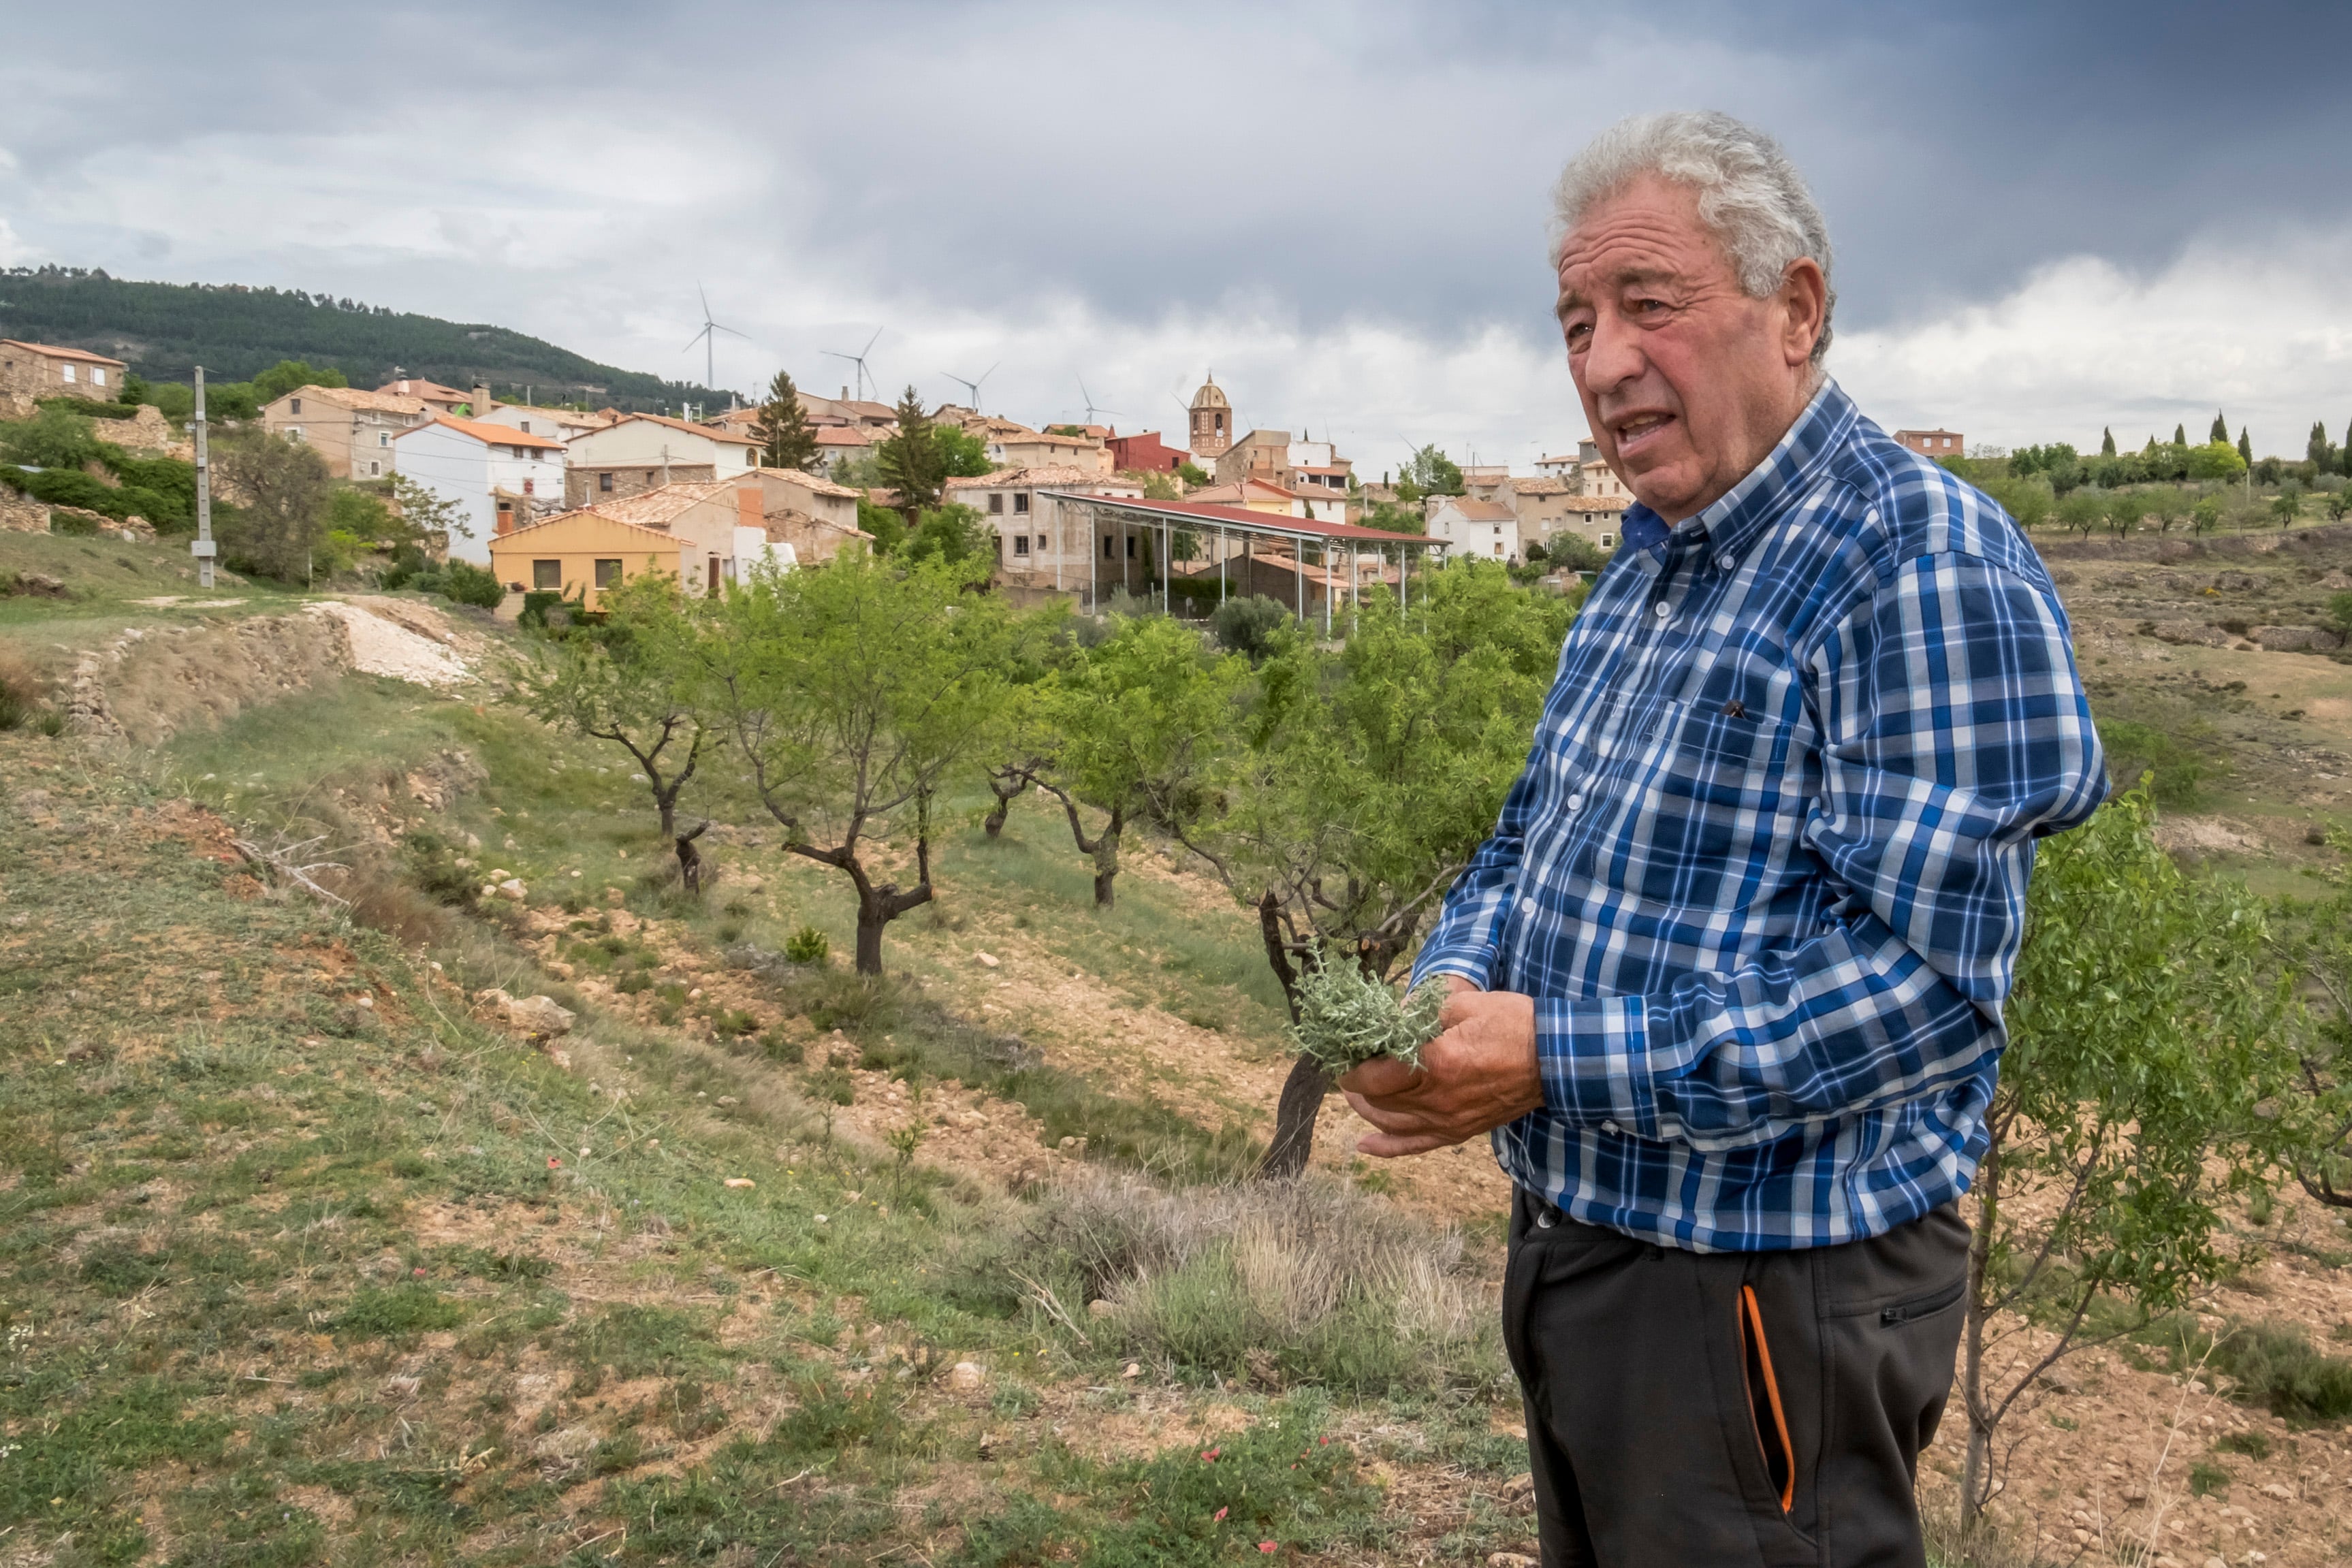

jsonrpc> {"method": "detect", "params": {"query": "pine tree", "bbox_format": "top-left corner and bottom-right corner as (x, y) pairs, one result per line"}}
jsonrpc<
(2101, 427), (2117, 458)
(2238, 426), (2253, 464)
(2173, 423), (2187, 447)
(750, 370), (819, 472)
(2210, 411), (2230, 445)
(875, 385), (948, 517)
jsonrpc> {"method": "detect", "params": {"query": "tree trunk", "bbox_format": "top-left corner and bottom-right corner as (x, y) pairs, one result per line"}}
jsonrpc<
(656, 790), (676, 842)
(674, 820), (708, 897)
(1090, 810), (1122, 909)
(1958, 1134), (2003, 1539)
(1254, 890), (1318, 1179)
(1260, 1056), (1331, 1179)
(984, 767), (1030, 839)
(855, 902), (889, 976)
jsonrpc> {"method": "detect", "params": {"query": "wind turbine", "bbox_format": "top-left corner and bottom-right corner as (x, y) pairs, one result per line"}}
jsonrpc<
(682, 284), (750, 403)
(823, 327), (885, 404)
(943, 361), (999, 411)
(1077, 379), (1122, 428)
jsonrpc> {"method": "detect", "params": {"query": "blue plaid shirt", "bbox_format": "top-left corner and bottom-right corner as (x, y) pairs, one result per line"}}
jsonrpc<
(1411, 381), (2104, 1253)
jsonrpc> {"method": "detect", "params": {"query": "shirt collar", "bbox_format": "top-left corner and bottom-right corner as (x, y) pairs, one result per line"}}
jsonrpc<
(1615, 379), (1858, 566)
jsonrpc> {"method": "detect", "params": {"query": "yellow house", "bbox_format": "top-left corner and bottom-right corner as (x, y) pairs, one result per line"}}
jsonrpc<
(487, 509), (684, 611)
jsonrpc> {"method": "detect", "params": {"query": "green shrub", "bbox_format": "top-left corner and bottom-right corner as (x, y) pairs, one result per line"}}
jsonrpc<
(2097, 717), (2216, 808)
(48, 507), (102, 537)
(1209, 594), (1290, 662)
(783, 924), (831, 965)
(518, 588), (566, 628)
(443, 559), (505, 608)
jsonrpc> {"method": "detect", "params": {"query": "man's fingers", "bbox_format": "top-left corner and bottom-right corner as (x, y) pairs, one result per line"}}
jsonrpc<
(1337, 1055), (1424, 1098)
(1357, 1129), (1466, 1159)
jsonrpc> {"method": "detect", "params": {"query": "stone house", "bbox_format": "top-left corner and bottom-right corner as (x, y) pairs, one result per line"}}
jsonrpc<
(0, 340), (128, 402)
(261, 385), (432, 479)
(944, 465), (1143, 590)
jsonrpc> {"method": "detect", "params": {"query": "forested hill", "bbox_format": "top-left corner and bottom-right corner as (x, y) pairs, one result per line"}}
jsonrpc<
(0, 266), (727, 413)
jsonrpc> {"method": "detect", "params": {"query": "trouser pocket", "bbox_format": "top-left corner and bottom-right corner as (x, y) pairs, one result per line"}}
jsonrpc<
(1737, 1282), (1797, 1515)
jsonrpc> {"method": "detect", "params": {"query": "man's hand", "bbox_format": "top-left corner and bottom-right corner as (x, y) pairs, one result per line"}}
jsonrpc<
(1339, 978), (1542, 1157)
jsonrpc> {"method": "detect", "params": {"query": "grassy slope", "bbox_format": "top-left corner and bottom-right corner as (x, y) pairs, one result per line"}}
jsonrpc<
(0, 674), (1532, 1568)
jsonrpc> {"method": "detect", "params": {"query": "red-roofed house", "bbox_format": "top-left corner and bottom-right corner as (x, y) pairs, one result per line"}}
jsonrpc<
(561, 413), (760, 507)
(392, 415), (567, 563)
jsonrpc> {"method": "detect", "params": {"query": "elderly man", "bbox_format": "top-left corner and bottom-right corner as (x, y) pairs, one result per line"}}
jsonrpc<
(1343, 112), (2104, 1567)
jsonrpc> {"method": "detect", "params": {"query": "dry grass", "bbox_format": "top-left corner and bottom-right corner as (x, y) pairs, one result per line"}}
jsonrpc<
(1013, 1168), (1506, 1398)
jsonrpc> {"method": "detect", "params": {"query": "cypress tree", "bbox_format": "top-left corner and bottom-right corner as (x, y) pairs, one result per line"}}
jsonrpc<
(2101, 427), (2117, 458)
(2238, 426), (2252, 464)
(2173, 423), (2187, 447)
(2310, 421), (2332, 471)
(2210, 411), (2230, 445)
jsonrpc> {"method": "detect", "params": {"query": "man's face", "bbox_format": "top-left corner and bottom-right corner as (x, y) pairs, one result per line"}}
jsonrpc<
(1555, 174), (1823, 524)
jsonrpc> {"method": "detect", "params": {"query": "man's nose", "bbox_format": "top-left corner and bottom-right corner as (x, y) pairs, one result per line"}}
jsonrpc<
(1577, 308), (1644, 398)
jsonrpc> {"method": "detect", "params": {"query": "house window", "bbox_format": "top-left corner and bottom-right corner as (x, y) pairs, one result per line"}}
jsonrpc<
(594, 559), (622, 588)
(522, 478), (535, 496)
(287, 427), (304, 441)
(519, 421), (532, 434)
(378, 432), (390, 447)
(1013, 535), (1031, 557)
(59, 363), (75, 383)
(1013, 493), (1030, 515)
(599, 473), (614, 492)
(1103, 534), (1115, 558)
(289, 396), (302, 415)
(533, 560), (562, 590)
(1600, 534), (1615, 548)
(987, 494), (1003, 514)
(369, 461), (381, 477)
(92, 368), (107, 387)
(1126, 535), (1137, 559)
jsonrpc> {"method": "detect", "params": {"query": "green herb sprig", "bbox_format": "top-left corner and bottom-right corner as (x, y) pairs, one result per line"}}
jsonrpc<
(1288, 961), (1448, 1074)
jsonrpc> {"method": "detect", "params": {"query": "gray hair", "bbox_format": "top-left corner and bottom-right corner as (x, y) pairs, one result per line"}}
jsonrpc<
(1551, 110), (1836, 364)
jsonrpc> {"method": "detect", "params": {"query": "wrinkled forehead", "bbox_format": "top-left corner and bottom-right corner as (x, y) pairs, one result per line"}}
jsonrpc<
(1553, 182), (1724, 305)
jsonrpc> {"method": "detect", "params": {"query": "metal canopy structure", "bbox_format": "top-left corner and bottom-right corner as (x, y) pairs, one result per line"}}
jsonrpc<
(1039, 491), (1450, 634)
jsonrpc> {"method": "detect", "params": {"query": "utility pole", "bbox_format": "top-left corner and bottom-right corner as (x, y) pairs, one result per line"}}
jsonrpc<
(193, 367), (216, 588)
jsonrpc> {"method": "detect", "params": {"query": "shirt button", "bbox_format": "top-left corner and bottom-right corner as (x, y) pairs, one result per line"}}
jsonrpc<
(1535, 1209), (1555, 1230)
(1715, 553), (1734, 571)
(1567, 793), (1584, 811)
(1602, 1120), (1621, 1134)
(1652, 600), (1670, 618)
(1520, 897), (1538, 916)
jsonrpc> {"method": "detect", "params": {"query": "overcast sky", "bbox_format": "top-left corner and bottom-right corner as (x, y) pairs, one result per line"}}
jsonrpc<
(5, 0), (2350, 476)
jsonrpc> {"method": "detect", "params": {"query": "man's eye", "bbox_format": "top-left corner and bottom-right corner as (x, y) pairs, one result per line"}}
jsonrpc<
(1629, 296), (1666, 315)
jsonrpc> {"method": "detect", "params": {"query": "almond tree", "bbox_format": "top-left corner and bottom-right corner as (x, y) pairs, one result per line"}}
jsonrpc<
(1030, 615), (1245, 908)
(698, 548), (1014, 974)
(1179, 566), (1573, 1176)
(1956, 786), (2282, 1538)
(516, 575), (704, 842)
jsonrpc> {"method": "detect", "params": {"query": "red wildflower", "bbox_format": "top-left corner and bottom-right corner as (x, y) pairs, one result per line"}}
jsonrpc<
(1258, 1543), (1277, 1554)
(1201, 1447), (1220, 1462)
(547, 1157), (562, 1168)
(1212, 1507), (1228, 1522)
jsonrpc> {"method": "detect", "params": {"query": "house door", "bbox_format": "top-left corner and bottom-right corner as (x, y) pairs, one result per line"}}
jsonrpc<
(708, 555), (720, 596)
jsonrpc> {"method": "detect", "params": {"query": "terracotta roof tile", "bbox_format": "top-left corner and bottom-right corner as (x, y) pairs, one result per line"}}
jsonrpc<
(0, 339), (127, 367)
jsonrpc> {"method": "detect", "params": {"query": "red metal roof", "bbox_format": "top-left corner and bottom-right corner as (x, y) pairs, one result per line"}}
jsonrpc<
(1042, 490), (1444, 547)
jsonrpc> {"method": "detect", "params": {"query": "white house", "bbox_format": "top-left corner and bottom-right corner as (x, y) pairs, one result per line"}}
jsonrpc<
(392, 415), (567, 564)
(561, 413), (759, 507)
(1425, 495), (1521, 560)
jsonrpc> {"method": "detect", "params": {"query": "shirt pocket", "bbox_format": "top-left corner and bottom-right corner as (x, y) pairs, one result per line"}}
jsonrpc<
(1634, 696), (1815, 882)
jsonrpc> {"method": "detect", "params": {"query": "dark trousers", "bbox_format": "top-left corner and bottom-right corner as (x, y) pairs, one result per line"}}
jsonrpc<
(1502, 1188), (1969, 1568)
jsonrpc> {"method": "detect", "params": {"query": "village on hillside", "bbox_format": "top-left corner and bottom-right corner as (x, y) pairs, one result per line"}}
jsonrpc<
(1, 332), (1659, 616)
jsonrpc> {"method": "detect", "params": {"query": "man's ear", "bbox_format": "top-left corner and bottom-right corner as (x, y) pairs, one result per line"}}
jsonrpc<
(1778, 258), (1828, 368)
